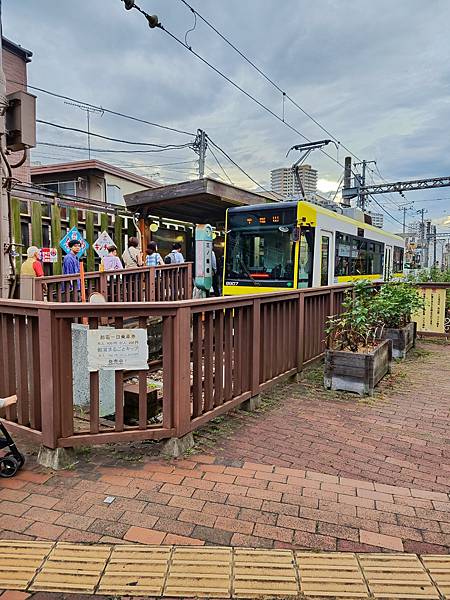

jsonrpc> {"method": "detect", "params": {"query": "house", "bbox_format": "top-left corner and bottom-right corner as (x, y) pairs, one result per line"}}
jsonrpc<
(2, 36), (33, 183)
(31, 159), (159, 205)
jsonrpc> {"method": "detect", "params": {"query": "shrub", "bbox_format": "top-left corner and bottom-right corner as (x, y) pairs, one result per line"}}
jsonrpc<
(372, 281), (425, 329)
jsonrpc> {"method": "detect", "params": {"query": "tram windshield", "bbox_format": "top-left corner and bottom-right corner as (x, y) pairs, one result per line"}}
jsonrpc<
(225, 208), (297, 288)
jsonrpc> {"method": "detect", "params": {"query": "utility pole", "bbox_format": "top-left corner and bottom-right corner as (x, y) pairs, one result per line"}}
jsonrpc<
(398, 203), (413, 234)
(0, 0), (10, 298)
(193, 129), (207, 179)
(432, 225), (437, 267)
(354, 160), (376, 211)
(417, 208), (427, 268)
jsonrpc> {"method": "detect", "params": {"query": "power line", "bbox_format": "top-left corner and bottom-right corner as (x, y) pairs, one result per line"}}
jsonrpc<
(37, 141), (192, 154)
(207, 137), (280, 198)
(208, 145), (234, 184)
(8, 78), (194, 137)
(36, 119), (194, 148)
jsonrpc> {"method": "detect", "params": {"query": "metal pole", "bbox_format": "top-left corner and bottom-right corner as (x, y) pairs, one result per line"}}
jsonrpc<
(360, 160), (367, 211)
(433, 225), (437, 267)
(198, 129), (207, 179)
(87, 108), (91, 159)
(0, 0), (10, 297)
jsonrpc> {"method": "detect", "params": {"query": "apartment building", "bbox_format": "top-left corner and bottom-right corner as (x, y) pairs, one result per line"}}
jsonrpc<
(271, 164), (318, 198)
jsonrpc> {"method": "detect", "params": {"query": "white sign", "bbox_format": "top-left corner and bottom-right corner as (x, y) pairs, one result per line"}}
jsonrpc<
(87, 328), (148, 372)
(93, 230), (115, 258)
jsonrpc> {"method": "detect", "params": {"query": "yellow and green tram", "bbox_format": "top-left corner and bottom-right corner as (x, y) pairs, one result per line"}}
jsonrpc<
(222, 200), (404, 295)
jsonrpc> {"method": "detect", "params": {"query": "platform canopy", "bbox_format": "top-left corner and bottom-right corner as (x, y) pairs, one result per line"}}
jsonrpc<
(124, 178), (277, 226)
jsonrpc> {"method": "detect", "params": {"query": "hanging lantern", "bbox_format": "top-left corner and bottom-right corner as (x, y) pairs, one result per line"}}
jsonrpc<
(150, 223), (159, 233)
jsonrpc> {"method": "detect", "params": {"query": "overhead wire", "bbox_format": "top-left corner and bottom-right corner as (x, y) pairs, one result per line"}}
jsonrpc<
(207, 144), (234, 184)
(7, 78), (195, 136)
(36, 141), (193, 154)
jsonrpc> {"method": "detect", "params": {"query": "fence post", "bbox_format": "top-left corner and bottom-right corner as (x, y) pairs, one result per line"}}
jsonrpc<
(34, 279), (44, 301)
(149, 268), (156, 301)
(297, 292), (305, 373)
(186, 263), (193, 299)
(251, 299), (261, 396)
(329, 289), (335, 318)
(172, 305), (192, 437)
(37, 308), (60, 449)
(99, 272), (108, 299)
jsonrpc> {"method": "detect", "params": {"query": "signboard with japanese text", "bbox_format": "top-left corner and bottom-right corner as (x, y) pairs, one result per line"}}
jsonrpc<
(39, 247), (58, 263)
(60, 227), (89, 259)
(93, 230), (115, 258)
(87, 328), (148, 372)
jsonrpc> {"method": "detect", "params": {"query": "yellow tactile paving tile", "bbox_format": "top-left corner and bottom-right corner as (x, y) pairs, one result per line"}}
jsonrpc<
(358, 553), (440, 599)
(30, 543), (112, 593)
(421, 555), (450, 599)
(164, 547), (232, 598)
(233, 549), (298, 598)
(97, 545), (171, 596)
(0, 541), (53, 590)
(296, 552), (369, 598)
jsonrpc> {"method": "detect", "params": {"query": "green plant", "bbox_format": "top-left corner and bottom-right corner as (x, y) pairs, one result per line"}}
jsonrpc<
(326, 280), (380, 352)
(372, 281), (425, 329)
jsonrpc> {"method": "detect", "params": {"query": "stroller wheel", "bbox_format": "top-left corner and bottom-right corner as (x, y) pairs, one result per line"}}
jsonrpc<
(0, 456), (19, 478)
(5, 451), (25, 469)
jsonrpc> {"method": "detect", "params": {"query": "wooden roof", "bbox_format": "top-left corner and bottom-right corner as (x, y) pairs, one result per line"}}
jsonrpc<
(124, 178), (275, 225)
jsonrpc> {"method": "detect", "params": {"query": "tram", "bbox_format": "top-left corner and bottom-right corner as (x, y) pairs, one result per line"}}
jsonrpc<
(222, 200), (404, 295)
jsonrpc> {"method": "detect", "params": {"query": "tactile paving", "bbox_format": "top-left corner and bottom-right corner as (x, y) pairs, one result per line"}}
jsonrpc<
(358, 553), (439, 599)
(233, 549), (298, 598)
(164, 547), (232, 598)
(0, 541), (53, 590)
(30, 543), (112, 593)
(97, 545), (171, 596)
(421, 555), (450, 599)
(297, 552), (369, 598)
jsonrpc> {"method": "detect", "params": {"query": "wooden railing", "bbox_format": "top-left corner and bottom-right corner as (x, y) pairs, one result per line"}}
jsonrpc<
(0, 285), (350, 450)
(34, 263), (193, 303)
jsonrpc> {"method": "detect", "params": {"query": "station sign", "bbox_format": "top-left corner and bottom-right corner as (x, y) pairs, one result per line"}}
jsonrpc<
(59, 227), (89, 259)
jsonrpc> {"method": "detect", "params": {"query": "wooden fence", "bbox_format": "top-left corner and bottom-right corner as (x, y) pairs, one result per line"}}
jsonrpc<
(0, 285), (349, 450)
(34, 263), (193, 303)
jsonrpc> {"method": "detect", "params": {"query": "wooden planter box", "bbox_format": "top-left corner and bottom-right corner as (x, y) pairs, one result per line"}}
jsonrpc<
(324, 339), (393, 396)
(380, 321), (416, 359)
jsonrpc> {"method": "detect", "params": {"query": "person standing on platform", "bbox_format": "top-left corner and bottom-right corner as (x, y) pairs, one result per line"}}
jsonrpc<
(122, 236), (143, 268)
(164, 242), (185, 264)
(146, 241), (164, 267)
(20, 246), (44, 278)
(102, 246), (123, 271)
(63, 240), (81, 275)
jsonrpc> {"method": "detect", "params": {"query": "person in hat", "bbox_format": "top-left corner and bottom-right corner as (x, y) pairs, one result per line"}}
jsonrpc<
(20, 246), (44, 278)
(63, 239), (81, 275)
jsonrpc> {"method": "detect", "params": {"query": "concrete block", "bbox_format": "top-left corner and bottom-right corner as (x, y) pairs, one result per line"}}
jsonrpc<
(241, 395), (262, 412)
(162, 433), (195, 458)
(37, 447), (78, 470)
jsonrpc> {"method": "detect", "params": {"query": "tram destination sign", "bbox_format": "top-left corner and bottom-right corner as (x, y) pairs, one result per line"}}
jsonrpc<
(87, 328), (148, 372)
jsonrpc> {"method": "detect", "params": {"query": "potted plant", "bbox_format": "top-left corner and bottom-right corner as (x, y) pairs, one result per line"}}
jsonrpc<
(373, 282), (425, 359)
(324, 280), (392, 396)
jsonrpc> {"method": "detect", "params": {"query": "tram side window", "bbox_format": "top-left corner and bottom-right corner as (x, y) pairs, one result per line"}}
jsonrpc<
(335, 232), (384, 276)
(393, 246), (404, 272)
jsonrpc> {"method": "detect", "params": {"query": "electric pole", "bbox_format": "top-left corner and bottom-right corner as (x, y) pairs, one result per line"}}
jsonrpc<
(398, 203), (413, 234)
(354, 160), (376, 211)
(193, 129), (207, 179)
(417, 208), (427, 268)
(0, 0), (10, 297)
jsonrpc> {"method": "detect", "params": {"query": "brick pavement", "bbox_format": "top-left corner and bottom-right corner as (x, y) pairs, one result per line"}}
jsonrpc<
(0, 342), (449, 554)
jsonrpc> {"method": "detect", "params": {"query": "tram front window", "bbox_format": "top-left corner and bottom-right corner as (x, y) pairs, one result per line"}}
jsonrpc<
(225, 228), (295, 288)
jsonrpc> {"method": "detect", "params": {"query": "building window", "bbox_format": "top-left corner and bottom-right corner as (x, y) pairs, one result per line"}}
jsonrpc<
(42, 181), (77, 196)
(107, 184), (123, 205)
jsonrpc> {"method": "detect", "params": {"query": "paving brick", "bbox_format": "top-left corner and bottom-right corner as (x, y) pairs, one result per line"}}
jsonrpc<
(168, 495), (205, 512)
(261, 500), (299, 517)
(58, 528), (102, 543)
(0, 488), (29, 502)
(124, 525), (165, 544)
(0, 478), (26, 489)
(215, 516), (254, 535)
(277, 514), (316, 533)
(0, 591), (31, 600)
(191, 525), (233, 545)
(282, 493), (319, 509)
(136, 489), (172, 504)
(359, 529), (404, 551)
(178, 508), (217, 528)
(340, 477), (374, 490)
(214, 482), (249, 497)
(238, 508), (277, 526)
(253, 523), (293, 543)
(203, 472), (236, 484)
(85, 504), (125, 521)
(410, 488), (449, 501)
(142, 502), (181, 520)
(119, 510), (159, 530)
(243, 461), (273, 473)
(357, 488), (394, 502)
(202, 501), (239, 519)
(159, 483), (194, 498)
(230, 533), (273, 548)
(379, 522), (423, 541)
(151, 472), (184, 485)
(192, 489), (229, 504)
(396, 514), (442, 531)
(293, 530), (337, 550)
(306, 471), (339, 484)
(16, 471), (52, 484)
(223, 466), (256, 478)
(88, 518), (129, 538)
(0, 500), (29, 517)
(100, 475), (134, 487)
(422, 530), (450, 546)
(274, 467), (306, 478)
(103, 485), (140, 498)
(54, 513), (95, 531)
(247, 487), (282, 502)
(163, 533), (205, 545)
(337, 539), (382, 552)
(154, 517), (195, 537)
(22, 506), (63, 524)
(1, 514), (34, 533)
(25, 522), (65, 540)
(338, 494), (375, 509)
(317, 521), (359, 542)
(373, 482), (411, 496)
(356, 506), (397, 524)
(235, 476), (268, 489)
(403, 540), (449, 554)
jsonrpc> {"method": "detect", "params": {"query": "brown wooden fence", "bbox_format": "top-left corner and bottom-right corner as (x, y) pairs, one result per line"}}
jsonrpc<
(34, 263), (193, 303)
(0, 285), (350, 450)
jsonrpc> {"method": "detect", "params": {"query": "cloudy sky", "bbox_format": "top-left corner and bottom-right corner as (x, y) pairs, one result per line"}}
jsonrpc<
(4, 0), (450, 233)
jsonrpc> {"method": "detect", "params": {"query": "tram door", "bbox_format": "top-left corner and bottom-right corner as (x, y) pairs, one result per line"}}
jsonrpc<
(384, 245), (392, 280)
(320, 232), (332, 286)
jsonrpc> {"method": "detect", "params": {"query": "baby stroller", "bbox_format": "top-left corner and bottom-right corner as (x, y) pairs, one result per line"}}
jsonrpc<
(0, 421), (25, 477)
